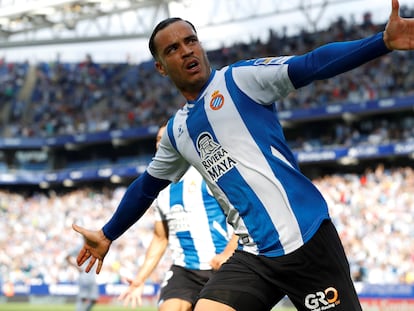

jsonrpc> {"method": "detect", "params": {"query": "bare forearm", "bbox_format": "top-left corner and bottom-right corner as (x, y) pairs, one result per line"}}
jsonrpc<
(133, 238), (168, 285)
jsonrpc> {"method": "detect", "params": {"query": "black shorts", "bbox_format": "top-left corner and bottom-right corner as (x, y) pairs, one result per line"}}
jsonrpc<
(197, 219), (362, 311)
(158, 265), (213, 307)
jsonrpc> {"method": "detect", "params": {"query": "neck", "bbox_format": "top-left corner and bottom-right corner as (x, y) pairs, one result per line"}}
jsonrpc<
(181, 68), (212, 101)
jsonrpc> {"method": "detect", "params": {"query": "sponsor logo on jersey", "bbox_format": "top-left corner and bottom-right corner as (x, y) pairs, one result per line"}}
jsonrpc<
(196, 132), (237, 182)
(170, 204), (191, 231)
(209, 91), (224, 110)
(304, 287), (340, 310)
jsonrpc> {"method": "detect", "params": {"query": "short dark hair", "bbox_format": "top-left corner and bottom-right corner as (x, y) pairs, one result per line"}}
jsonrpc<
(148, 17), (197, 59)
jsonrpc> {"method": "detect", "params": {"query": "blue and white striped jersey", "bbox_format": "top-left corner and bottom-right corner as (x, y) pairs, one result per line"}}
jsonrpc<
(153, 166), (231, 270)
(148, 57), (330, 257)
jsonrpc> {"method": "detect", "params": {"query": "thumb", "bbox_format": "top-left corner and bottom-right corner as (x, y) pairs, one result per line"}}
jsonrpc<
(72, 223), (84, 235)
(390, 0), (400, 19)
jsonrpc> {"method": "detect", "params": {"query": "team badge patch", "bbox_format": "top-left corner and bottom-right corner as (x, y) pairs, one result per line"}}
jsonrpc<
(209, 91), (224, 110)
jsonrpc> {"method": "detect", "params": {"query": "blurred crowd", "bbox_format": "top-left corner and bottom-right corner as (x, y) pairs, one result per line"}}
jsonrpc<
(0, 2), (414, 291)
(0, 164), (413, 287)
(0, 185), (170, 287)
(0, 5), (414, 141)
(313, 164), (414, 285)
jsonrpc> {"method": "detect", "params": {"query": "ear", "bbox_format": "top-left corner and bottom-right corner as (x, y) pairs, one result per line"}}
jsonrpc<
(155, 61), (167, 76)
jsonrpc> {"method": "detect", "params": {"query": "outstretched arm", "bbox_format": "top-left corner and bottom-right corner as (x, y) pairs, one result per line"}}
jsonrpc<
(287, 0), (414, 89)
(72, 171), (170, 274)
(118, 220), (169, 308)
(287, 32), (390, 89)
(103, 171), (170, 241)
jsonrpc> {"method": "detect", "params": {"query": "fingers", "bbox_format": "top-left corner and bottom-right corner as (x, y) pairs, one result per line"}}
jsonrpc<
(118, 284), (143, 308)
(76, 247), (89, 266)
(209, 259), (217, 270)
(129, 298), (138, 308)
(96, 258), (103, 274)
(209, 255), (224, 270)
(212, 262), (222, 270)
(120, 293), (139, 308)
(84, 256), (96, 273)
(118, 290), (127, 302)
(119, 292), (126, 300)
(126, 296), (137, 308)
(120, 294), (130, 307)
(120, 293), (128, 306)
(72, 223), (109, 275)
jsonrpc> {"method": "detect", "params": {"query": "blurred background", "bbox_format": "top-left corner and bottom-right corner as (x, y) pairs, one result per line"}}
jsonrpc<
(0, 0), (413, 309)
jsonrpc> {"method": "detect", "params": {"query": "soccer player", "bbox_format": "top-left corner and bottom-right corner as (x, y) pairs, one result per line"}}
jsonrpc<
(73, 1), (414, 310)
(118, 124), (237, 311)
(66, 241), (99, 311)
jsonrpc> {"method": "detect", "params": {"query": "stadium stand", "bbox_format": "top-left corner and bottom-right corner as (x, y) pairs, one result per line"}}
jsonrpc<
(0, 5), (413, 309)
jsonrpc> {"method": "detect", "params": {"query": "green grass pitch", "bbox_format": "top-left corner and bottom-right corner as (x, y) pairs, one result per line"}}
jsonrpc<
(0, 302), (296, 311)
(0, 303), (156, 311)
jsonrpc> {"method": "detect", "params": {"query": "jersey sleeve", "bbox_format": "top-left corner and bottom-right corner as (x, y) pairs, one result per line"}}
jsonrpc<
(231, 32), (390, 106)
(231, 57), (296, 105)
(286, 32), (390, 88)
(147, 120), (190, 183)
(102, 171), (170, 241)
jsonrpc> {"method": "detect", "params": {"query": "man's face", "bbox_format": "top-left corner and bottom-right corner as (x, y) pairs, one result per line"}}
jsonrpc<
(153, 21), (211, 100)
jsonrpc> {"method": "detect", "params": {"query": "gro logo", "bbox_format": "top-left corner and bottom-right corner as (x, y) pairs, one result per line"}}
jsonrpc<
(304, 287), (340, 310)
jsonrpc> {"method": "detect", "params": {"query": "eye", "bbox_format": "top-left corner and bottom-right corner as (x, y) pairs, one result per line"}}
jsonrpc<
(188, 37), (198, 44)
(183, 35), (198, 46)
(166, 44), (179, 55)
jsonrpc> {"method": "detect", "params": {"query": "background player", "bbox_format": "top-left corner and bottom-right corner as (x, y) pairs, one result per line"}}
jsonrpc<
(66, 239), (99, 311)
(118, 123), (237, 311)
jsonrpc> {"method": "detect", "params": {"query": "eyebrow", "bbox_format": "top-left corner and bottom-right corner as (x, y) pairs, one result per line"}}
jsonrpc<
(163, 33), (199, 54)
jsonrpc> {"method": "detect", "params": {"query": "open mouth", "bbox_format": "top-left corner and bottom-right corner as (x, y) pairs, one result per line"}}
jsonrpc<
(186, 60), (199, 70)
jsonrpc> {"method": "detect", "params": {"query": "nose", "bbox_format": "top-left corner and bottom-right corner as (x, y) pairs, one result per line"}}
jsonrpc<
(181, 44), (193, 57)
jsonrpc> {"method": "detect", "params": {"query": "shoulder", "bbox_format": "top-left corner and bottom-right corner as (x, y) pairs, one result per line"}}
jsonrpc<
(230, 56), (294, 69)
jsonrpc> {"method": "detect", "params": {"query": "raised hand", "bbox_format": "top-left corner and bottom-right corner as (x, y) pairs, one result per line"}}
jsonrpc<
(384, 0), (414, 50)
(118, 277), (145, 308)
(72, 223), (112, 274)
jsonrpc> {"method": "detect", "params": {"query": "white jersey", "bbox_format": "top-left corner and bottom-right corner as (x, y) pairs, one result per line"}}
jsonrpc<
(153, 166), (231, 270)
(148, 58), (330, 258)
